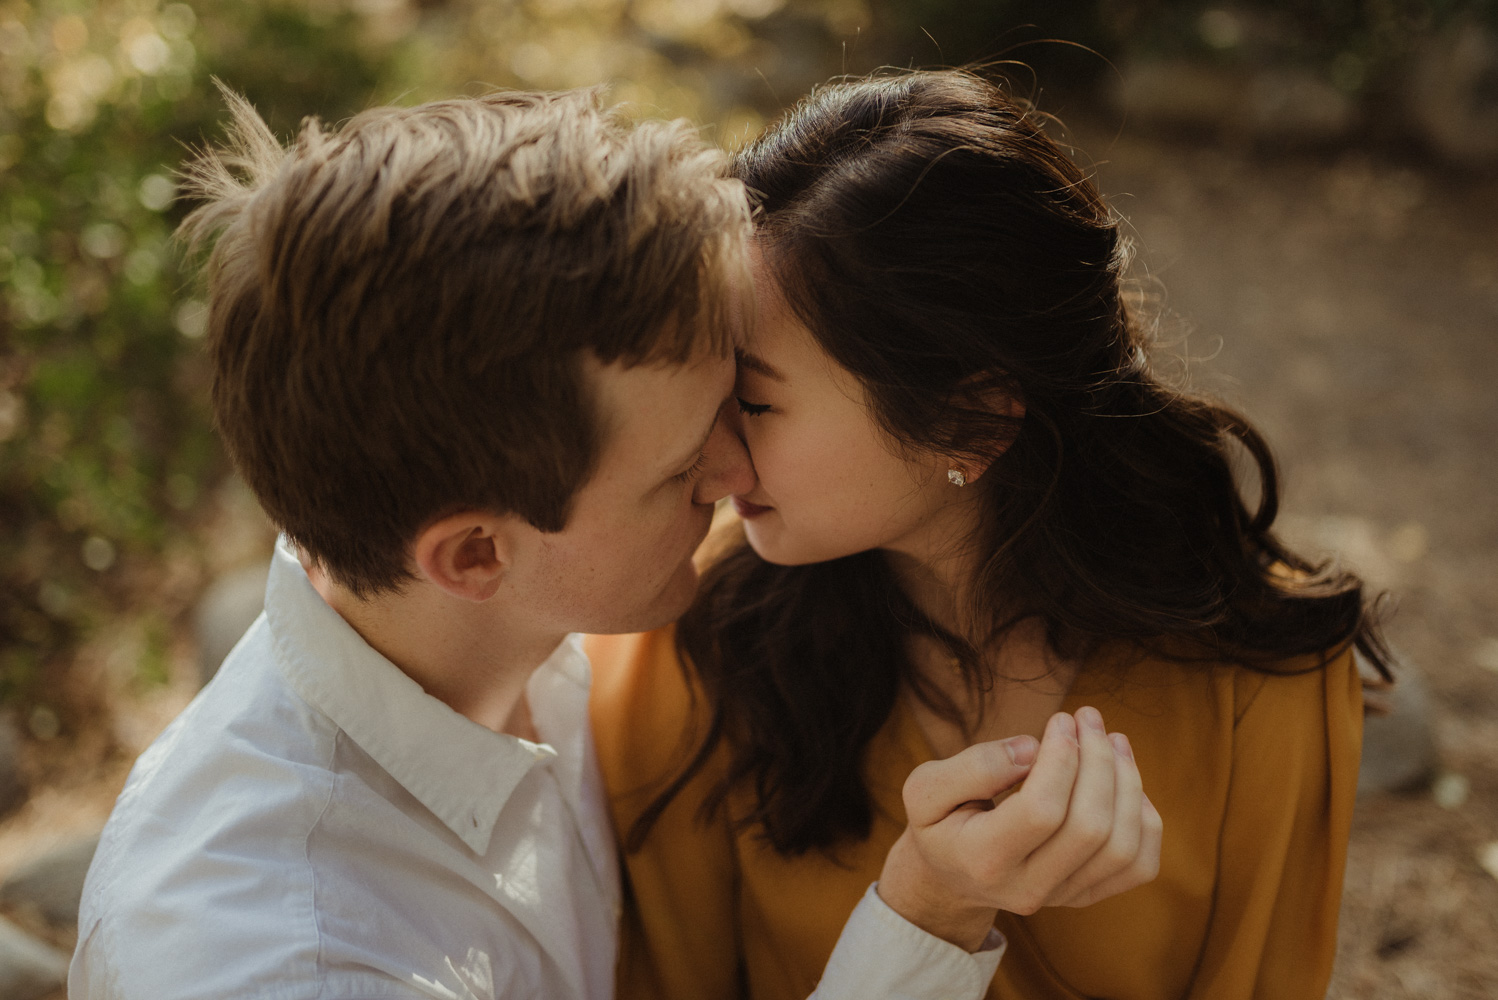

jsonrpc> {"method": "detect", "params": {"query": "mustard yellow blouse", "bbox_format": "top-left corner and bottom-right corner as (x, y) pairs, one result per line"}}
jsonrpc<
(587, 628), (1362, 1000)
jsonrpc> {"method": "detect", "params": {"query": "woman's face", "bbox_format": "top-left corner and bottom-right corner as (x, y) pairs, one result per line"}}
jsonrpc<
(729, 256), (964, 567)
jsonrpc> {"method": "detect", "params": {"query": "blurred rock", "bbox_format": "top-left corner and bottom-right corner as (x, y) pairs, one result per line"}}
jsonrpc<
(0, 716), (28, 819)
(0, 833), (100, 927)
(1358, 654), (1440, 796)
(0, 915), (69, 1000)
(194, 562), (270, 687)
(1410, 18), (1498, 170)
(1431, 770), (1469, 810)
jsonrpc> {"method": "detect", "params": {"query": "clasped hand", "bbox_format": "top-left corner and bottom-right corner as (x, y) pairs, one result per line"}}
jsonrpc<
(877, 707), (1163, 952)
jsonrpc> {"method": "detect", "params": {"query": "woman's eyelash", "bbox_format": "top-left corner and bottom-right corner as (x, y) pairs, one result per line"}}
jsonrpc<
(736, 398), (770, 417)
(673, 450), (710, 484)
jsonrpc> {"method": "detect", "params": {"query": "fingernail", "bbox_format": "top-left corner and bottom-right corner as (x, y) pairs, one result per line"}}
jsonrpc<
(1078, 706), (1105, 732)
(1006, 735), (1038, 767)
(1047, 711), (1076, 740)
(1110, 732), (1133, 760)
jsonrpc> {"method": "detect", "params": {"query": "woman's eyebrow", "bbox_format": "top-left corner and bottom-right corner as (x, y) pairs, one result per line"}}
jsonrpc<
(734, 348), (787, 383)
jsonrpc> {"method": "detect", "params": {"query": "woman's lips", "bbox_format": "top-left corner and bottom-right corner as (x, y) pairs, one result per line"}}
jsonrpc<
(731, 496), (773, 519)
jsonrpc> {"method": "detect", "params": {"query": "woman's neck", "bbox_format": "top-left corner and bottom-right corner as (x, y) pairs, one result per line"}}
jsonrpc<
(880, 489), (986, 638)
(881, 511), (1078, 757)
(884, 548), (969, 636)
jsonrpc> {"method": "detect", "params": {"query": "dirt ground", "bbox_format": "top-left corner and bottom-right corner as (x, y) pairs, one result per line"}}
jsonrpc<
(2, 125), (1494, 997)
(1071, 121), (1498, 997)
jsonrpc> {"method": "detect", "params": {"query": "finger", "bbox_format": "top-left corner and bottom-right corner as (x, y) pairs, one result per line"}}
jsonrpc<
(1045, 731), (1145, 905)
(1053, 791), (1163, 908)
(1020, 706), (1117, 882)
(971, 712), (1079, 848)
(901, 734), (1039, 829)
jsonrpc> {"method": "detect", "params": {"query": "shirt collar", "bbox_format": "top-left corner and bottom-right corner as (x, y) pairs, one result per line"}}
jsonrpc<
(263, 536), (569, 856)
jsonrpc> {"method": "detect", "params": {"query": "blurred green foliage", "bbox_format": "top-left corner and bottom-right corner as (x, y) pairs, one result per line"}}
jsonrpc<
(0, 0), (1489, 737)
(0, 0), (411, 726)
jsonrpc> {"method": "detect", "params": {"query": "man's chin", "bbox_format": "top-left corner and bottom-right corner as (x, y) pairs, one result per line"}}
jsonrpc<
(594, 558), (701, 636)
(648, 558), (703, 627)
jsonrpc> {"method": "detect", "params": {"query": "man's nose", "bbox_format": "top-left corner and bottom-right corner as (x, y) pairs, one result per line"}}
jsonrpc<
(693, 402), (757, 504)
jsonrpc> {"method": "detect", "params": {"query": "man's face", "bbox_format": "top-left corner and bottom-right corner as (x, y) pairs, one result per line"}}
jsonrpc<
(501, 350), (755, 636)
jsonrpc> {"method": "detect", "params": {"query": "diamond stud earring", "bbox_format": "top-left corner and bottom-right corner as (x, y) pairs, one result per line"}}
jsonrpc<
(947, 467), (968, 487)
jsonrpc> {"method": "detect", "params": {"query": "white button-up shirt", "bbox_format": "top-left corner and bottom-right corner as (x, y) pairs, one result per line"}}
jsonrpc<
(72, 538), (619, 1000)
(71, 537), (1003, 1000)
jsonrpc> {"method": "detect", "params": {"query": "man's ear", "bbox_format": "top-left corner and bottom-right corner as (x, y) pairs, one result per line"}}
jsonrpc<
(411, 512), (516, 602)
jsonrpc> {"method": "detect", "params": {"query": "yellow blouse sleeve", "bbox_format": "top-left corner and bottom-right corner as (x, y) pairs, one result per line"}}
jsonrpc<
(1186, 647), (1364, 999)
(587, 628), (744, 1000)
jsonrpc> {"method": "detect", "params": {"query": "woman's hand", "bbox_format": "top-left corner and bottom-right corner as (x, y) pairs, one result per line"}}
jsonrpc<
(876, 708), (1163, 952)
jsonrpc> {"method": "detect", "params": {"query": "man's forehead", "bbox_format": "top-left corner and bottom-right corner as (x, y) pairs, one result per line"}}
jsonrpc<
(584, 350), (731, 444)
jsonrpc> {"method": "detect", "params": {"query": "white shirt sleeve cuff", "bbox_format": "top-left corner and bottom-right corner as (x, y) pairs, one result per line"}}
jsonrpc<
(809, 883), (1005, 1000)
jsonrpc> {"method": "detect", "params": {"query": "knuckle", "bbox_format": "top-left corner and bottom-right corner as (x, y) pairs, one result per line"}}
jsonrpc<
(1093, 844), (1131, 877)
(903, 759), (939, 792)
(902, 760), (939, 804)
(1072, 813), (1111, 847)
(1144, 807), (1165, 836)
(1110, 822), (1142, 856)
(1021, 799), (1067, 835)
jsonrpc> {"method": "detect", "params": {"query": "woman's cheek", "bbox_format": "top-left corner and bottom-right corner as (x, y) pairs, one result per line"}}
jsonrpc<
(749, 424), (798, 496)
(740, 423), (774, 488)
(777, 430), (843, 505)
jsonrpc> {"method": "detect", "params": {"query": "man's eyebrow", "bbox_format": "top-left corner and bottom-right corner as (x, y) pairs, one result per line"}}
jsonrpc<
(735, 348), (787, 383)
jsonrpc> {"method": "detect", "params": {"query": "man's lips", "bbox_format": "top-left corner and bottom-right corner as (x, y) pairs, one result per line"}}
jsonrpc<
(731, 496), (773, 519)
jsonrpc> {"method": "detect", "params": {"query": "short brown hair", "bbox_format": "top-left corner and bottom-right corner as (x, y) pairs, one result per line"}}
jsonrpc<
(179, 85), (750, 595)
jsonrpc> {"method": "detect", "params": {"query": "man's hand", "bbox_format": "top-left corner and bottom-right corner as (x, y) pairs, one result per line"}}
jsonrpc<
(876, 707), (1163, 951)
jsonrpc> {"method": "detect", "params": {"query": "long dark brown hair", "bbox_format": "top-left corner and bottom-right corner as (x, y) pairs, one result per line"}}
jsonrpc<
(633, 69), (1389, 857)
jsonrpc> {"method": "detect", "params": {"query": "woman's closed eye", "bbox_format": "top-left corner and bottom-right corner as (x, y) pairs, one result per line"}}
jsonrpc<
(736, 398), (771, 417)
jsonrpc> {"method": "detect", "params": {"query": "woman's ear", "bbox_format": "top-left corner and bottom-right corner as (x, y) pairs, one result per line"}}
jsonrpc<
(412, 512), (516, 602)
(946, 389), (1025, 487)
